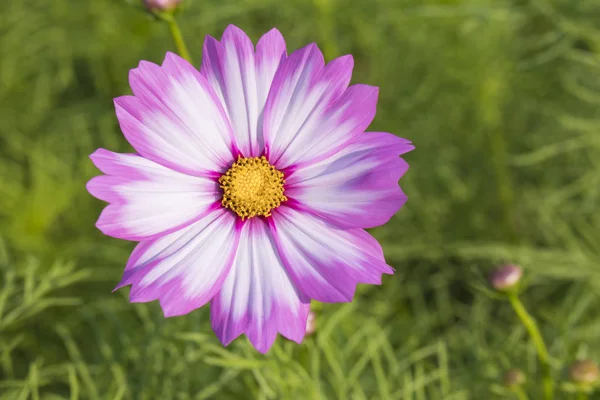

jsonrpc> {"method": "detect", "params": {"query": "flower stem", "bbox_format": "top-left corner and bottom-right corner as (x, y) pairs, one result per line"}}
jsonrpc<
(508, 293), (554, 400)
(577, 392), (588, 400)
(490, 128), (517, 242)
(162, 13), (193, 63)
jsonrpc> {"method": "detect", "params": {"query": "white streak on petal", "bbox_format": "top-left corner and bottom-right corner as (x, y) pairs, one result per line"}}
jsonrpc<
(115, 209), (240, 317)
(201, 26), (287, 157)
(87, 149), (221, 241)
(210, 218), (309, 353)
(270, 207), (393, 303)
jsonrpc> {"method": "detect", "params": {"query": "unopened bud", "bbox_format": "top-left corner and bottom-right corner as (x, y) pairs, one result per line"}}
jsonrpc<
(569, 360), (599, 384)
(489, 264), (522, 292)
(503, 369), (526, 387)
(143, 0), (182, 12)
(305, 311), (316, 335)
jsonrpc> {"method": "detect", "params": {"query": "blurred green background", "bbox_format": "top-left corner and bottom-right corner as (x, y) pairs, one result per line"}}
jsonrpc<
(1, 0), (600, 398)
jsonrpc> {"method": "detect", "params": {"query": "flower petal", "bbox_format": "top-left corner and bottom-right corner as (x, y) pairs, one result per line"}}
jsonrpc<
(270, 207), (394, 303)
(255, 28), (287, 123)
(86, 149), (220, 241)
(201, 26), (287, 157)
(210, 218), (310, 354)
(263, 43), (375, 169)
(285, 132), (414, 229)
(115, 52), (235, 176)
(115, 208), (240, 317)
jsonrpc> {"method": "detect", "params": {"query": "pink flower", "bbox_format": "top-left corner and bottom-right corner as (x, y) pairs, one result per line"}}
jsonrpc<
(87, 25), (414, 353)
(143, 0), (182, 12)
(489, 264), (522, 292)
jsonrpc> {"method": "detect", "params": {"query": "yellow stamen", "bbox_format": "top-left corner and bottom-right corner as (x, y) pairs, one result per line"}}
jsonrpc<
(219, 156), (287, 219)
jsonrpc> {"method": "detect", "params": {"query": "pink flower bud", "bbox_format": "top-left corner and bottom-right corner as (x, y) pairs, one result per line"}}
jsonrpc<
(489, 264), (522, 291)
(143, 0), (182, 12)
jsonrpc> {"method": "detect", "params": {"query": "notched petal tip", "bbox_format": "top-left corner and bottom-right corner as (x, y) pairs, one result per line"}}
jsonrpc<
(112, 271), (138, 294)
(95, 205), (115, 228)
(257, 27), (286, 47)
(130, 60), (153, 78)
(111, 282), (127, 293)
(329, 53), (354, 68)
(94, 205), (140, 241)
(264, 27), (284, 38)
(200, 35), (223, 72)
(253, 340), (277, 355)
(256, 27), (287, 60)
(127, 60), (162, 88)
(285, 42), (323, 65)
(306, 42), (323, 59)
(112, 95), (135, 110)
(362, 132), (414, 157)
(94, 214), (112, 237)
(322, 54), (354, 90)
(203, 34), (221, 47)
(88, 148), (132, 175)
(136, 59), (158, 70)
(162, 51), (186, 66)
(399, 141), (416, 155)
(88, 148), (110, 168)
(85, 176), (104, 200)
(221, 24), (254, 47)
(160, 298), (194, 318)
(357, 83), (379, 98)
(223, 24), (245, 35)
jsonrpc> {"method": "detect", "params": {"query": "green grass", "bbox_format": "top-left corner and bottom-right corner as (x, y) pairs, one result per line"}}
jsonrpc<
(1, 0), (600, 398)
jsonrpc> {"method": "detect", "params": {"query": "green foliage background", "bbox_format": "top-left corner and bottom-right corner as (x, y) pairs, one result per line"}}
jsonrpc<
(1, 0), (600, 398)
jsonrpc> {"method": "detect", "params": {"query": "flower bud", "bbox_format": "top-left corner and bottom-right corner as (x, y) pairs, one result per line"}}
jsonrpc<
(305, 311), (316, 335)
(489, 264), (522, 292)
(143, 0), (182, 12)
(569, 360), (599, 384)
(503, 369), (526, 388)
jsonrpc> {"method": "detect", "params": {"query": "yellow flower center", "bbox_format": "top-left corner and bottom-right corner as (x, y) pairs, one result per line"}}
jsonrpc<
(219, 156), (287, 219)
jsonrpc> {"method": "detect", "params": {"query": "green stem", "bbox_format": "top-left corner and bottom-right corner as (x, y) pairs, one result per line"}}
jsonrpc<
(508, 293), (554, 400)
(577, 392), (588, 400)
(490, 128), (517, 242)
(162, 14), (193, 63)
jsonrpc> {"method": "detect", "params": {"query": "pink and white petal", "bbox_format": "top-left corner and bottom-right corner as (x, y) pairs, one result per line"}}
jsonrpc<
(210, 218), (310, 354)
(282, 84), (378, 168)
(114, 209), (240, 317)
(201, 26), (287, 157)
(200, 26), (258, 157)
(116, 53), (235, 176)
(255, 28), (287, 145)
(262, 43), (364, 168)
(285, 132), (414, 229)
(86, 149), (220, 241)
(269, 207), (394, 303)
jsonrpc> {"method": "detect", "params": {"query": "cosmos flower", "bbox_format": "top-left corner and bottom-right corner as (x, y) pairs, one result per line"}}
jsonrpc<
(143, 0), (182, 12)
(87, 25), (414, 353)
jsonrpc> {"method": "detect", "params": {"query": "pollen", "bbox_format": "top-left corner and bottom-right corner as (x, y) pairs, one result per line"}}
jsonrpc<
(219, 156), (287, 219)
